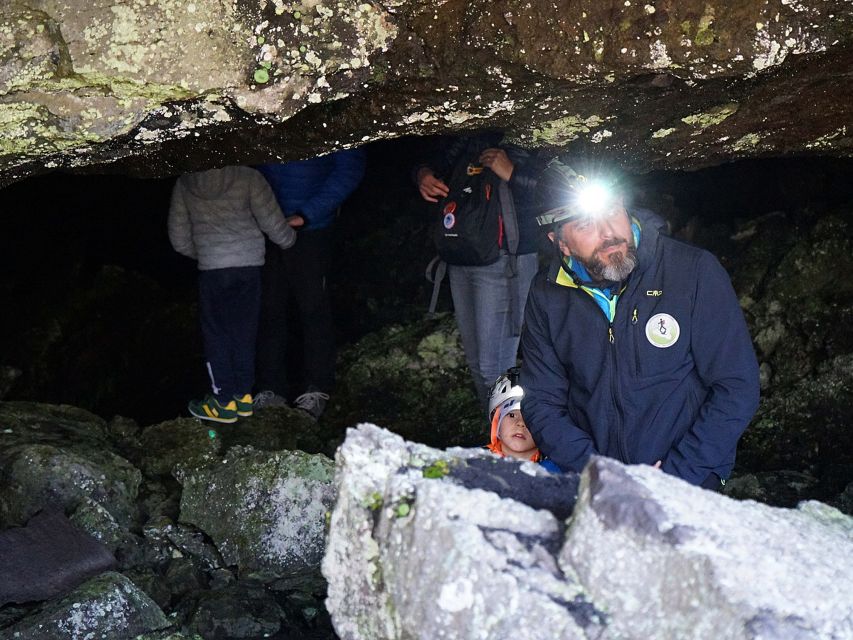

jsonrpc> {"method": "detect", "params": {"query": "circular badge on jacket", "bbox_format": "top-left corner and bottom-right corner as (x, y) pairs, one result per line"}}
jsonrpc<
(443, 212), (456, 229)
(645, 313), (680, 348)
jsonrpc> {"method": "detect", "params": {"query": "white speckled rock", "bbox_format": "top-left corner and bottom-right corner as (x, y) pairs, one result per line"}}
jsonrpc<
(560, 456), (853, 640)
(178, 445), (336, 581)
(322, 424), (596, 640)
(3, 571), (168, 639)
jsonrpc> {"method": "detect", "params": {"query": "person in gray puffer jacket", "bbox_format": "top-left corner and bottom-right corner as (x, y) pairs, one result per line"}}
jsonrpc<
(168, 165), (302, 423)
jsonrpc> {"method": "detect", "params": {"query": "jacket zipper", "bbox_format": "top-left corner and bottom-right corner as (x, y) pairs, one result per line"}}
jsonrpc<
(608, 321), (630, 463)
(631, 307), (640, 373)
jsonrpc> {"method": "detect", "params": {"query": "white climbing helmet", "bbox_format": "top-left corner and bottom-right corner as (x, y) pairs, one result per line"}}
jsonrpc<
(488, 367), (524, 419)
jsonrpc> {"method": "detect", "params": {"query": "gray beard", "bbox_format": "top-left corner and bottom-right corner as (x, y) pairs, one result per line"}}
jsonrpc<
(584, 245), (638, 283)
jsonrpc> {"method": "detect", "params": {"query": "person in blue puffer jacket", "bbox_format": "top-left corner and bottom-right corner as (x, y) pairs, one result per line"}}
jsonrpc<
(254, 148), (366, 419)
(519, 160), (760, 489)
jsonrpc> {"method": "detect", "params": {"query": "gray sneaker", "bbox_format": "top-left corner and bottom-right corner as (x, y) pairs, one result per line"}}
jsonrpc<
(253, 390), (289, 409)
(294, 390), (329, 420)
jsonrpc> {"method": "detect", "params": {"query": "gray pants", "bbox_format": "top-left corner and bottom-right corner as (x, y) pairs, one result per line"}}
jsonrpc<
(448, 253), (539, 411)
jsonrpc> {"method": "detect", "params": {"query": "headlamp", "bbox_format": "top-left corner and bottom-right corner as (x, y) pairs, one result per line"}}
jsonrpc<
(535, 176), (614, 227)
(575, 181), (611, 216)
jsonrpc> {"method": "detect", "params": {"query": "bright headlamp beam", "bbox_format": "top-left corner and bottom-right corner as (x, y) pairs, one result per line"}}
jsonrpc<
(576, 182), (610, 216)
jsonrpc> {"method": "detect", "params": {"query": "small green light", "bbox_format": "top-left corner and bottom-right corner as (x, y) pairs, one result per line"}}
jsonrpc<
(208, 429), (217, 439)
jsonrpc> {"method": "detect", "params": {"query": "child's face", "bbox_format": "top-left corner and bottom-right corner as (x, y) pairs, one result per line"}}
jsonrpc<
(499, 410), (537, 458)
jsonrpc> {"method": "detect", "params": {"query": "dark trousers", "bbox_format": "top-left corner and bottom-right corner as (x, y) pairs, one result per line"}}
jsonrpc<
(198, 266), (261, 401)
(256, 227), (335, 396)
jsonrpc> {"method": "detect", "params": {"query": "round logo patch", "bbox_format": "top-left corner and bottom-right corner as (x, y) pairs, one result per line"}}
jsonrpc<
(443, 212), (456, 229)
(645, 313), (680, 348)
(443, 201), (457, 215)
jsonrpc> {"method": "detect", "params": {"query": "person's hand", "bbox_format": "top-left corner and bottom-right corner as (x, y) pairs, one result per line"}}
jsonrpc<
(479, 148), (514, 181)
(286, 215), (305, 228)
(416, 167), (450, 203)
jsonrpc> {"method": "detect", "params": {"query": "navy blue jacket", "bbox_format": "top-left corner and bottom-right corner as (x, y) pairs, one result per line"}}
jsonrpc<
(258, 149), (366, 231)
(520, 209), (760, 485)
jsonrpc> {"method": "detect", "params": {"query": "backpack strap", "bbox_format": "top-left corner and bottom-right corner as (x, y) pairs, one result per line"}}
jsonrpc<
(425, 255), (448, 315)
(498, 181), (523, 336)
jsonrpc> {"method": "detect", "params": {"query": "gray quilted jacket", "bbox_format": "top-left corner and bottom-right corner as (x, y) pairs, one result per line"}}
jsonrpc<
(168, 166), (296, 270)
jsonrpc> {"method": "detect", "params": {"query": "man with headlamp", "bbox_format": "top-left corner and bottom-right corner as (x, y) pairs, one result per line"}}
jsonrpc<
(519, 161), (760, 488)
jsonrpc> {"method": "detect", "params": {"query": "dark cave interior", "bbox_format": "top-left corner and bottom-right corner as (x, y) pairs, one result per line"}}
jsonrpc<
(1, 136), (853, 429)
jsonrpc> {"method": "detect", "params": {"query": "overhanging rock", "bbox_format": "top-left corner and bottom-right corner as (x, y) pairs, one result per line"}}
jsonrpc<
(1, 0), (852, 185)
(323, 424), (853, 640)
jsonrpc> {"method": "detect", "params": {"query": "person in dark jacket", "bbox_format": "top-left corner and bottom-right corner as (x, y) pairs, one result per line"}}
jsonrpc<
(519, 161), (760, 488)
(415, 132), (549, 410)
(254, 148), (366, 419)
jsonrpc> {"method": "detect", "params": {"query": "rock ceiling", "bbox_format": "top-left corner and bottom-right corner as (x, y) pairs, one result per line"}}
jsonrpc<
(1, 0), (851, 186)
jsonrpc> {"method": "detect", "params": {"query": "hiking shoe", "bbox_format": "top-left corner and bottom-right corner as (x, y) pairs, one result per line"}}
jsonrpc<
(234, 393), (254, 417)
(188, 395), (238, 424)
(294, 390), (329, 420)
(253, 389), (289, 409)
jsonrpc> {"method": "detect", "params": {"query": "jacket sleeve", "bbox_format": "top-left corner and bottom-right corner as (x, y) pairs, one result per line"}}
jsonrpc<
(661, 252), (761, 485)
(167, 180), (197, 260)
(507, 148), (549, 194)
(248, 170), (297, 250)
(297, 149), (366, 222)
(520, 282), (600, 473)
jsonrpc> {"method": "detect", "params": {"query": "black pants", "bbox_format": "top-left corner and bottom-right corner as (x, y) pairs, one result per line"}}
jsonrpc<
(198, 266), (261, 401)
(256, 227), (335, 396)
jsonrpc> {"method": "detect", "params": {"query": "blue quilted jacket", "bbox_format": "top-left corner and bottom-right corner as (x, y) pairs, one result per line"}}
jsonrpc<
(258, 148), (366, 230)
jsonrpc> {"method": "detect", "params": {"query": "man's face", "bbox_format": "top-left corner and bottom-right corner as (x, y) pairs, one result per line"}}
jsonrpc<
(550, 201), (637, 282)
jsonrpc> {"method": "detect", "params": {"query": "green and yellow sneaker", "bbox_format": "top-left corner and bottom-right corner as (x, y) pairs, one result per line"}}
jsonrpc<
(188, 395), (238, 424)
(234, 393), (253, 417)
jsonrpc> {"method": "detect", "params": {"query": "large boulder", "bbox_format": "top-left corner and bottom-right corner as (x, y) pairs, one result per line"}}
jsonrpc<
(178, 446), (336, 582)
(0, 402), (141, 529)
(323, 424), (592, 640)
(323, 425), (853, 640)
(328, 313), (483, 449)
(562, 457), (853, 639)
(2, 571), (169, 639)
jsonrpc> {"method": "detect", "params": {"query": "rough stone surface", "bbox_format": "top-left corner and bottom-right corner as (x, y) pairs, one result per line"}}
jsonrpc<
(138, 407), (330, 478)
(322, 424), (596, 640)
(179, 445), (337, 581)
(0, 0), (851, 184)
(0, 401), (141, 528)
(328, 312), (483, 449)
(560, 457), (853, 640)
(2, 571), (169, 639)
(324, 426), (853, 640)
(183, 582), (285, 640)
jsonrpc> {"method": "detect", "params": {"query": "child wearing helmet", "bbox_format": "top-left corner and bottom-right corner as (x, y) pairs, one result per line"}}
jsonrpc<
(486, 369), (561, 472)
